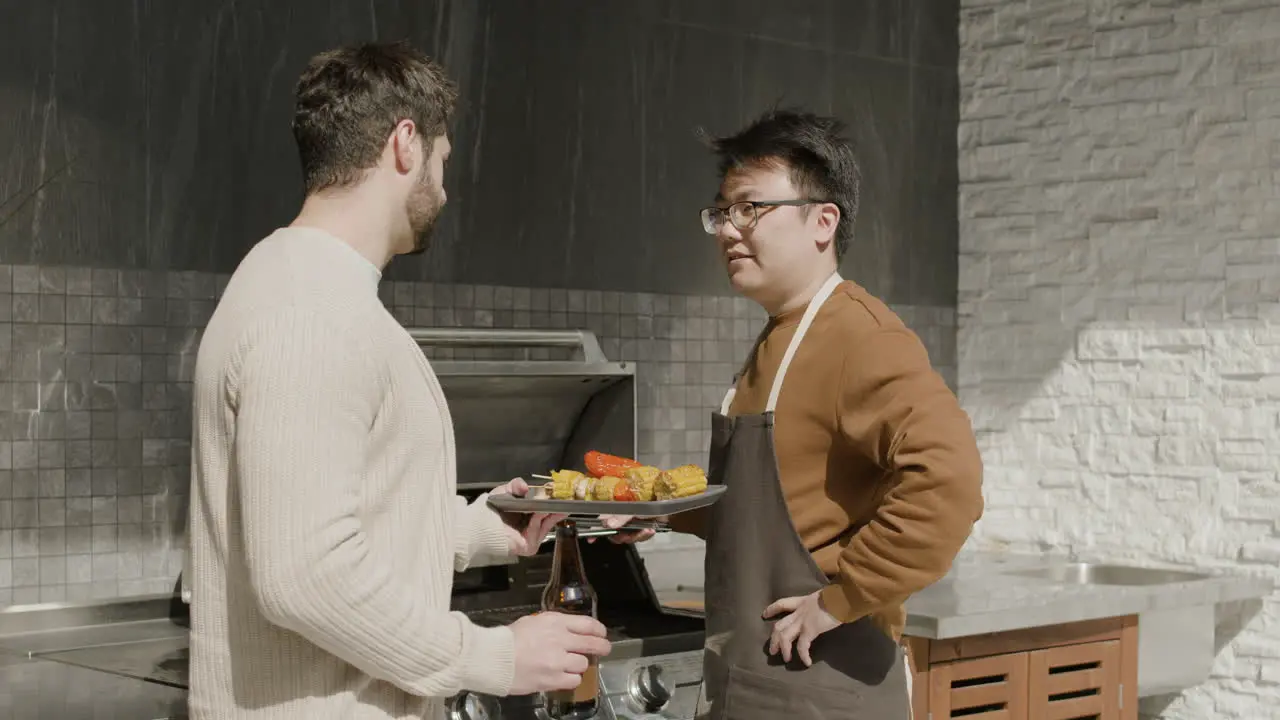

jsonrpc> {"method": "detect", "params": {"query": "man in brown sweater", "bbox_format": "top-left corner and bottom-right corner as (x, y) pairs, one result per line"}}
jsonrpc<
(609, 110), (983, 719)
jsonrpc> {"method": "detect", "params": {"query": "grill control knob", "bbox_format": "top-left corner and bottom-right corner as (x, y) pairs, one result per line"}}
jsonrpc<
(449, 692), (499, 720)
(628, 664), (672, 711)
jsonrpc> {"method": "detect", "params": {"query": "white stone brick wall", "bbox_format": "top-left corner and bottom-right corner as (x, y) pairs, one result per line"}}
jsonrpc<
(959, 2), (1280, 718)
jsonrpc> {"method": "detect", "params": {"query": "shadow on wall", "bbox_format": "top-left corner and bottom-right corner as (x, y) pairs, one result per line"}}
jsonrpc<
(958, 224), (1279, 718)
(959, 216), (1256, 429)
(958, 2), (1280, 715)
(957, 219), (1280, 556)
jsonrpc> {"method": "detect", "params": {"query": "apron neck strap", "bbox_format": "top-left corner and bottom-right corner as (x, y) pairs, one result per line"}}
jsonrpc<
(718, 272), (843, 416)
(765, 272), (843, 413)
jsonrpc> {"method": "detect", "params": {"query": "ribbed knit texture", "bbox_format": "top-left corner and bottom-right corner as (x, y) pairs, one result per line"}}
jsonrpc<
(186, 227), (516, 719)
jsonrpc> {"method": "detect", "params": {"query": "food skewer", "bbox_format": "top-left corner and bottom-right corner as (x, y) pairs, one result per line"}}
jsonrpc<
(489, 451), (720, 526)
(523, 477), (671, 536)
(529, 454), (708, 503)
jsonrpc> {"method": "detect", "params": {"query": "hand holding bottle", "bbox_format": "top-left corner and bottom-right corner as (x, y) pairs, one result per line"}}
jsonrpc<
(508, 611), (611, 695)
(540, 519), (604, 718)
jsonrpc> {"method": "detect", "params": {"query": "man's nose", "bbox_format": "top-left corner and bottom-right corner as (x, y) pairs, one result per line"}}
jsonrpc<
(716, 220), (743, 245)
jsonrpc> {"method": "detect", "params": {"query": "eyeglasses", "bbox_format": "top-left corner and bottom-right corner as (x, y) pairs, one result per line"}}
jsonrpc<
(698, 199), (824, 235)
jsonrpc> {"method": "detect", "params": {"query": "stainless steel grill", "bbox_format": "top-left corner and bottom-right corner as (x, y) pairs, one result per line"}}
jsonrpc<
(418, 328), (706, 720)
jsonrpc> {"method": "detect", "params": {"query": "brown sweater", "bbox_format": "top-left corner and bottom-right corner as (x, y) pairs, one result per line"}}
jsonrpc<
(670, 280), (984, 641)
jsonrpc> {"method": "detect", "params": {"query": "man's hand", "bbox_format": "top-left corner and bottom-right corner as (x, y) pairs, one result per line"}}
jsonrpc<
(762, 590), (841, 666)
(592, 514), (661, 544)
(509, 612), (612, 695)
(492, 478), (566, 556)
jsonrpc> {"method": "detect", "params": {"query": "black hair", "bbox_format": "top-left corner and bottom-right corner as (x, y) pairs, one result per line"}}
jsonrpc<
(706, 108), (861, 258)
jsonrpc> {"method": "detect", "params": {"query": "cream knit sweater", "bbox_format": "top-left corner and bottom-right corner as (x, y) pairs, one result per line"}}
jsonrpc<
(187, 227), (516, 719)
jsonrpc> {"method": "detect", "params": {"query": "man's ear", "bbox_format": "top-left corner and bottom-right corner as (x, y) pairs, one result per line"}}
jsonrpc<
(390, 119), (418, 175)
(814, 202), (841, 252)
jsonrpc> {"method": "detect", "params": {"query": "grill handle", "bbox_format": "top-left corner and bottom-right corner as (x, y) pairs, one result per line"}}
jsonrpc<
(405, 327), (607, 364)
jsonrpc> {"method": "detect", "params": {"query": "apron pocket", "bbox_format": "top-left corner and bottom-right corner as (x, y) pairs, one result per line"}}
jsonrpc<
(723, 665), (865, 720)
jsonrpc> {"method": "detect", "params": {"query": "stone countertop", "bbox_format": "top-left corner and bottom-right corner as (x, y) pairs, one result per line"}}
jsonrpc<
(658, 550), (1274, 640)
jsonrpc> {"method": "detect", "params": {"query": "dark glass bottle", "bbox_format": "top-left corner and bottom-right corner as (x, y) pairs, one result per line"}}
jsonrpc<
(540, 520), (599, 719)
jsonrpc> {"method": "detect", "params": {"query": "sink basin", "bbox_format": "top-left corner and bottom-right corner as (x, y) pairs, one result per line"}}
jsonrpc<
(994, 561), (1225, 697)
(1001, 563), (1211, 586)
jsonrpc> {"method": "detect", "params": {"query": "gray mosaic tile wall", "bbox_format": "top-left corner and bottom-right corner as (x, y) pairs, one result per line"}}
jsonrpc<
(0, 263), (956, 605)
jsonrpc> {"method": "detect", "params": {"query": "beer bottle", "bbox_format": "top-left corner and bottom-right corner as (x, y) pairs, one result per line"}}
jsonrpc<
(540, 519), (599, 719)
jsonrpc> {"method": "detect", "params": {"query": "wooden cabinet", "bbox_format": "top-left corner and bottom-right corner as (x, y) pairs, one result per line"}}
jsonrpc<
(907, 615), (1138, 720)
(928, 653), (1029, 718)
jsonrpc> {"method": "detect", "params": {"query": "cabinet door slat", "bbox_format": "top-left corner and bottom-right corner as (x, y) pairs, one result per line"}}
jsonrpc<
(1045, 694), (1104, 720)
(929, 653), (1029, 719)
(1029, 639), (1122, 720)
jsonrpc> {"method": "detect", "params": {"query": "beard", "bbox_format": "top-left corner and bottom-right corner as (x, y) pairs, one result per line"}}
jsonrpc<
(404, 173), (445, 256)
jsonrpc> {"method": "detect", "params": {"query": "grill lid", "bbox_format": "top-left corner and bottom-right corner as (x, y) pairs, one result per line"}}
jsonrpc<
(407, 328), (637, 490)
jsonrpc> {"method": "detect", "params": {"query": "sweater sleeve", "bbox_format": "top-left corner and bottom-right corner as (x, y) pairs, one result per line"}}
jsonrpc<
(819, 326), (984, 624)
(452, 493), (515, 571)
(233, 310), (516, 698)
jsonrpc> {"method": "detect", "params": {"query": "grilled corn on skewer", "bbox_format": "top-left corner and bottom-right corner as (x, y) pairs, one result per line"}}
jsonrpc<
(590, 476), (623, 501)
(549, 469), (585, 500)
(654, 464), (708, 500)
(625, 466), (661, 501)
(544, 464), (707, 502)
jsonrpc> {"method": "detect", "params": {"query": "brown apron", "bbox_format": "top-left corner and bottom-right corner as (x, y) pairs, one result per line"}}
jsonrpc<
(696, 273), (912, 720)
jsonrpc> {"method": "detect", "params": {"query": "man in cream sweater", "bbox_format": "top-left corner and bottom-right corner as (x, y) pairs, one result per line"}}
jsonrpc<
(186, 42), (610, 719)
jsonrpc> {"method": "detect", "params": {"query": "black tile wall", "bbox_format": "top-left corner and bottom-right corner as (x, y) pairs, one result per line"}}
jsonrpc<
(0, 266), (201, 604)
(424, 1), (960, 306)
(0, 0), (959, 306)
(0, 262), (955, 605)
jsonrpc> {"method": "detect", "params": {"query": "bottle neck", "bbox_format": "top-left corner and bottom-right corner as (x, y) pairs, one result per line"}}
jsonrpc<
(551, 520), (588, 584)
